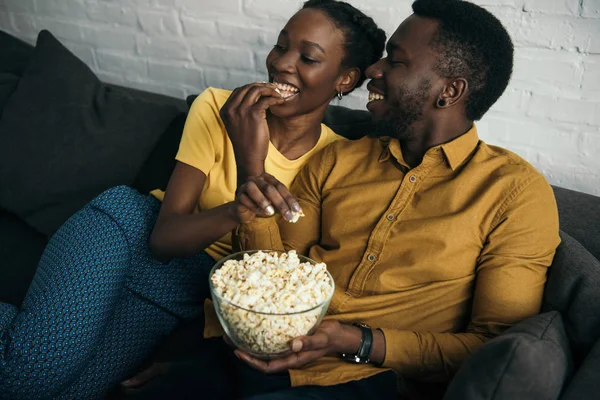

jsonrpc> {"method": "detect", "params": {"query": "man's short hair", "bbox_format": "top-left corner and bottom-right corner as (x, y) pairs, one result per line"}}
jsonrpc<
(412, 0), (514, 121)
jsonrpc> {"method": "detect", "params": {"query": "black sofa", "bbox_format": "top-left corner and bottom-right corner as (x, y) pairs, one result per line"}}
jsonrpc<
(1, 30), (599, 399)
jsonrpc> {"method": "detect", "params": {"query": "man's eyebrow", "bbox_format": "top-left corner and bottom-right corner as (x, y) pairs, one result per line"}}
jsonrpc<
(386, 42), (408, 55)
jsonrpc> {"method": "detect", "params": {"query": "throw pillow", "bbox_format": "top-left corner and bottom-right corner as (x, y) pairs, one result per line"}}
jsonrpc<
(0, 30), (34, 76)
(542, 231), (600, 361)
(443, 311), (573, 400)
(0, 72), (19, 117)
(0, 30), (181, 235)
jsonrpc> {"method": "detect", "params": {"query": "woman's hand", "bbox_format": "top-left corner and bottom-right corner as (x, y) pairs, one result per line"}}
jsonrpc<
(233, 173), (302, 223)
(234, 320), (345, 374)
(220, 82), (285, 181)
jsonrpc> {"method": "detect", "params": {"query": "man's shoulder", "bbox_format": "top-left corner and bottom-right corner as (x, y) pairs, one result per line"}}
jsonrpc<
(476, 142), (551, 204)
(324, 136), (380, 158)
(478, 142), (543, 179)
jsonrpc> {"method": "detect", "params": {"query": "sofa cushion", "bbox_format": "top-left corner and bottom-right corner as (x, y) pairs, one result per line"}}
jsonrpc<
(561, 338), (600, 399)
(0, 209), (47, 307)
(444, 311), (572, 400)
(0, 30), (34, 76)
(0, 73), (19, 118)
(542, 231), (600, 362)
(553, 186), (600, 260)
(0, 30), (181, 235)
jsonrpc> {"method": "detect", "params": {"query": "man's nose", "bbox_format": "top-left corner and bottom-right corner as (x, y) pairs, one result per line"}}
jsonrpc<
(365, 58), (385, 80)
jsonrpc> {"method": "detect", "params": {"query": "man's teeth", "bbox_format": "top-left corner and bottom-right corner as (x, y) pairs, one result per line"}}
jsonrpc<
(369, 92), (385, 101)
(274, 82), (299, 98)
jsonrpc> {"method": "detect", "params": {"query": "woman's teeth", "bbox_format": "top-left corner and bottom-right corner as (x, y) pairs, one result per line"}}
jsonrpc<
(274, 82), (299, 99)
(369, 92), (385, 102)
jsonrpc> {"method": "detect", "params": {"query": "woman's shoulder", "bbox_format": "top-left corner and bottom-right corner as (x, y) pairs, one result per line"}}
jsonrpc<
(189, 87), (233, 113)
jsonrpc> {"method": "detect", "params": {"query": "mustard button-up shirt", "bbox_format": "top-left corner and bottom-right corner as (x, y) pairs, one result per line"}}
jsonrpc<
(235, 125), (560, 387)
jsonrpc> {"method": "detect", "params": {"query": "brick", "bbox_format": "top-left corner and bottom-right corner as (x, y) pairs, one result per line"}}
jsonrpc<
(147, 61), (203, 88)
(217, 21), (274, 46)
(203, 68), (228, 89)
(473, 0), (524, 7)
(181, 16), (217, 38)
(527, 94), (600, 126)
(574, 18), (600, 53)
(243, 0), (301, 21)
(63, 42), (96, 69)
(579, 131), (600, 159)
(87, 3), (138, 27)
(139, 10), (181, 36)
(192, 45), (253, 69)
(253, 49), (271, 75)
(516, 14), (577, 50)
(180, 0), (241, 16)
(1, 0), (36, 13)
(225, 70), (263, 90)
(35, 17), (84, 42)
(0, 11), (12, 31)
(488, 88), (525, 115)
(512, 49), (583, 95)
(523, 0), (579, 15)
(35, 0), (87, 19)
(582, 57), (600, 100)
(10, 12), (36, 34)
(137, 36), (191, 61)
(582, 0), (600, 18)
(97, 51), (147, 80)
(82, 27), (137, 52)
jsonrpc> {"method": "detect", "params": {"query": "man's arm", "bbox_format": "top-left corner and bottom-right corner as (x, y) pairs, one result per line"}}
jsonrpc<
(236, 146), (332, 254)
(379, 176), (560, 382)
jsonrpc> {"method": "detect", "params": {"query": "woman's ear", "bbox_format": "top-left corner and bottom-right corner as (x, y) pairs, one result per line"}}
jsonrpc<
(337, 67), (361, 95)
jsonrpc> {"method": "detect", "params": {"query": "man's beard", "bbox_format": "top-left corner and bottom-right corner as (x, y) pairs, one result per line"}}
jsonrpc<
(369, 79), (432, 141)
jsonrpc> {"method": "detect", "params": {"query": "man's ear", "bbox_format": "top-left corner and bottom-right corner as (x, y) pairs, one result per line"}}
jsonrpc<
(436, 78), (468, 108)
(337, 67), (361, 95)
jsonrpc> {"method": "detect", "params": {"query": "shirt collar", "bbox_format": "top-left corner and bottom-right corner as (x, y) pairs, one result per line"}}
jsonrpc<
(378, 124), (479, 171)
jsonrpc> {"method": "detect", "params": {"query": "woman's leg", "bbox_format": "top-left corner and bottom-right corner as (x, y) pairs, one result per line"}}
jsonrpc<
(0, 186), (214, 399)
(0, 201), (131, 400)
(53, 186), (214, 398)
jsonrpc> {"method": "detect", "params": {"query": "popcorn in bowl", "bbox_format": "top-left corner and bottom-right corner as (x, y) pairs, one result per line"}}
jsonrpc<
(209, 250), (334, 359)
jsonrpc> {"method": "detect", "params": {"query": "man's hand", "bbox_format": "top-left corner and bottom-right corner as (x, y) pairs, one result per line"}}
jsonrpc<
(233, 173), (302, 223)
(233, 320), (345, 374)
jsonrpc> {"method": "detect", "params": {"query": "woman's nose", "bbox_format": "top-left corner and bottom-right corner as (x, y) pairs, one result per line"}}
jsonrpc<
(271, 52), (296, 74)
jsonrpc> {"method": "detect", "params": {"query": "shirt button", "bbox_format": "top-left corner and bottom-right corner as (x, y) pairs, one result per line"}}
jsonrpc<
(367, 254), (376, 262)
(386, 214), (394, 221)
(409, 175), (417, 183)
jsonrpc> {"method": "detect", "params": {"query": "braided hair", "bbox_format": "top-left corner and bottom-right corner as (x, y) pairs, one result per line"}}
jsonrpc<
(302, 0), (386, 95)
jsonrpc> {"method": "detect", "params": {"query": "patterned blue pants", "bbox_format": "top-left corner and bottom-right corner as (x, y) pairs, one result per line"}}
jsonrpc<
(0, 186), (214, 399)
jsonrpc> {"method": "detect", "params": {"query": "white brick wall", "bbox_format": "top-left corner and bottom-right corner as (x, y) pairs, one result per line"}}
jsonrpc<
(0, 0), (599, 196)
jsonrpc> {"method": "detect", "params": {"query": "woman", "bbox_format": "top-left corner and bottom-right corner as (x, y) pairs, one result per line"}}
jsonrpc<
(0, 1), (385, 399)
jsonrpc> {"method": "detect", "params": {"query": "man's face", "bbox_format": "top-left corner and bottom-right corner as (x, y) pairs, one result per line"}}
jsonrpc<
(365, 15), (441, 140)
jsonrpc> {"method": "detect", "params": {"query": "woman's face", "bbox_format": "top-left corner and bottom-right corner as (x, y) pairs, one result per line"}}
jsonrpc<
(266, 8), (350, 117)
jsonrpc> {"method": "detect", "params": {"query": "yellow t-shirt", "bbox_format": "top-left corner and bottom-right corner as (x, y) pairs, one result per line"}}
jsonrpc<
(153, 87), (344, 261)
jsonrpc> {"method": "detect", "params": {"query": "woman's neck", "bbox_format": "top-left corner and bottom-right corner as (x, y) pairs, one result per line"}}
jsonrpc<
(267, 108), (326, 160)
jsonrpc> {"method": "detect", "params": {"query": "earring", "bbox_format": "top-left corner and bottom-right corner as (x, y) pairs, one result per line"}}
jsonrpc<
(437, 99), (446, 107)
(337, 91), (343, 100)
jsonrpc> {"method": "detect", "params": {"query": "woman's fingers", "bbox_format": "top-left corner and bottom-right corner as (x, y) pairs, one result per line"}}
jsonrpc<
(240, 84), (282, 110)
(253, 96), (286, 112)
(262, 174), (302, 214)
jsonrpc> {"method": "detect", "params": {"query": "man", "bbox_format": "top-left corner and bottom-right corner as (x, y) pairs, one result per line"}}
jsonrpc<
(230, 0), (560, 397)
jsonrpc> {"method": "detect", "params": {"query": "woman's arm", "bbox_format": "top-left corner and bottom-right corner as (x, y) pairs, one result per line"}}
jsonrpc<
(149, 162), (241, 261)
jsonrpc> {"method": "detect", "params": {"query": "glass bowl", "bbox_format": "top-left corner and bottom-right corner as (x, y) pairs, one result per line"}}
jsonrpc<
(209, 250), (334, 360)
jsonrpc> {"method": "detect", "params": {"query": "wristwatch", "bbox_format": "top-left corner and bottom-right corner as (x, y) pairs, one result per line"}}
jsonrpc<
(341, 323), (373, 364)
